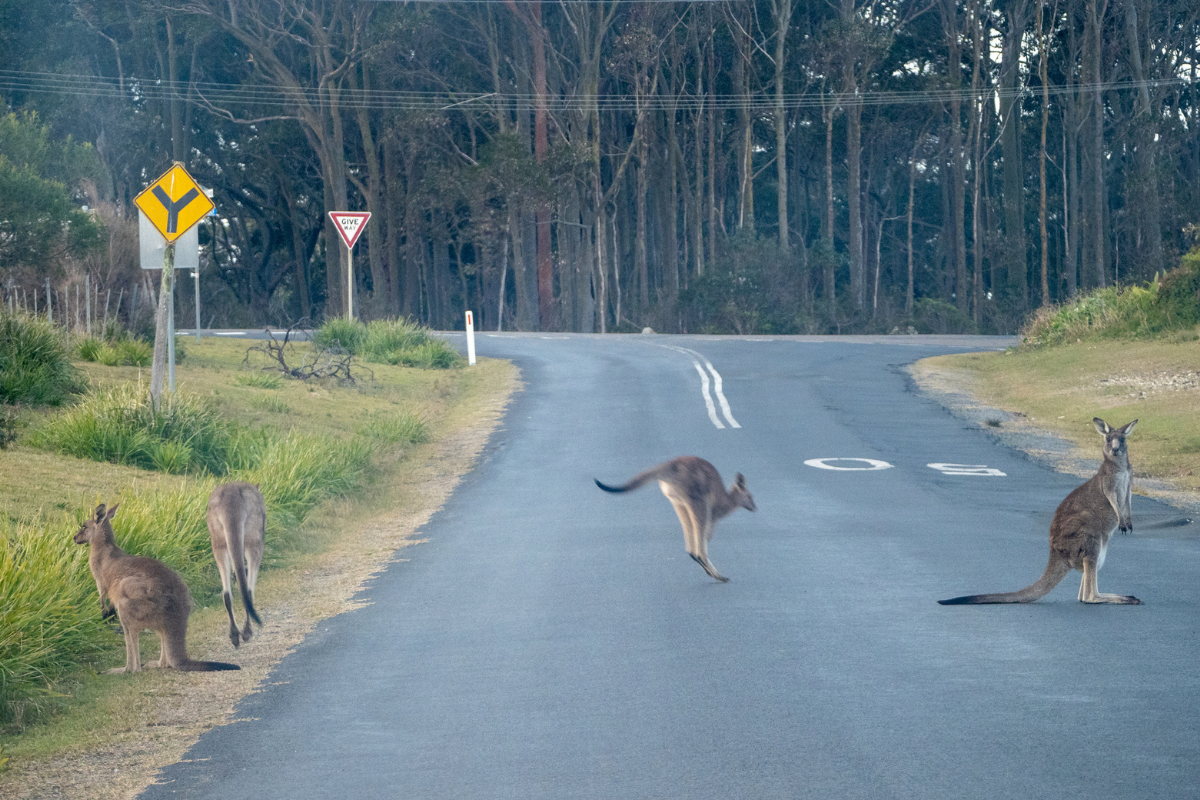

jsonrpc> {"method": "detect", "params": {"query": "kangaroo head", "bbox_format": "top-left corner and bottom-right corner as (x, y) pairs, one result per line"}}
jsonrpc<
(1093, 418), (1137, 461)
(731, 473), (756, 512)
(73, 503), (120, 545)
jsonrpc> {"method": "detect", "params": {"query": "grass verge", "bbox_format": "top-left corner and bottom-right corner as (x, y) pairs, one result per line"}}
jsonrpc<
(912, 338), (1200, 497)
(0, 336), (516, 795)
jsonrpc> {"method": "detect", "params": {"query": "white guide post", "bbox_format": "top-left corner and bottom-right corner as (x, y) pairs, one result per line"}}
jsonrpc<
(465, 310), (476, 366)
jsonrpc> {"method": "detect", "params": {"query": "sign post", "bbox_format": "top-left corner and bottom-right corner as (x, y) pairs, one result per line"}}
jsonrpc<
(134, 163), (215, 402)
(329, 212), (371, 320)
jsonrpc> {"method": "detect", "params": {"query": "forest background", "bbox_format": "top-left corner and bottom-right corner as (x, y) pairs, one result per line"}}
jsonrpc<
(1, 0), (1198, 336)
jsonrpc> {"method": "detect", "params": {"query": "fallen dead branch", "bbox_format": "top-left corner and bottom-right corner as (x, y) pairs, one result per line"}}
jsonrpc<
(242, 319), (372, 384)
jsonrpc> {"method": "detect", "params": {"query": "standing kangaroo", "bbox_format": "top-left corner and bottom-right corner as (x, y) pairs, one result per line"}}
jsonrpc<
(74, 503), (240, 673)
(595, 456), (756, 582)
(207, 482), (265, 648)
(939, 418), (1141, 605)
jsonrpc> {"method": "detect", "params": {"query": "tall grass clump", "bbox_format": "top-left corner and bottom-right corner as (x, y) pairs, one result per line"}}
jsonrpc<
(243, 431), (374, 533)
(0, 514), (109, 727)
(313, 317), (463, 368)
(356, 411), (429, 448)
(312, 316), (365, 353)
(0, 312), (86, 406)
(75, 336), (152, 367)
(31, 385), (232, 474)
(1, 426), (379, 729)
(1021, 250), (1200, 348)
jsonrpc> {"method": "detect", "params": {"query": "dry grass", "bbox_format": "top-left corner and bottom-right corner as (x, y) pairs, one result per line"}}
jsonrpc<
(913, 338), (1200, 495)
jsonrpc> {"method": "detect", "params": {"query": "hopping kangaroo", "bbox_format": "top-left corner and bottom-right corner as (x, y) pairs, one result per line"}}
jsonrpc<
(207, 482), (265, 648)
(74, 503), (240, 673)
(595, 456), (756, 582)
(940, 418), (1141, 606)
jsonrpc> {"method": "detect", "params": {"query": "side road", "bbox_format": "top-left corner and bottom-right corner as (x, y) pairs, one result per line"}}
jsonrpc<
(0, 359), (518, 800)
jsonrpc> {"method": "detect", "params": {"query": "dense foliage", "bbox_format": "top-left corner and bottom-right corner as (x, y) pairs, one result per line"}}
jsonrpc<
(1021, 249), (1200, 346)
(0, 312), (85, 405)
(2, 0), (1198, 334)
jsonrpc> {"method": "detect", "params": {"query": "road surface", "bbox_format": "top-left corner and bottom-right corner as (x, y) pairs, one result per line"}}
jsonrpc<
(142, 333), (1199, 799)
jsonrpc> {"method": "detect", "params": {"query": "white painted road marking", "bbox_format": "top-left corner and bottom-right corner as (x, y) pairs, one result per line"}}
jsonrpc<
(662, 345), (740, 429)
(690, 359), (725, 429)
(804, 458), (894, 471)
(928, 463), (1007, 476)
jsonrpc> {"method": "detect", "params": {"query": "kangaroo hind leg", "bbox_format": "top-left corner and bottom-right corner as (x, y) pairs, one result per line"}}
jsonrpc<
(1079, 559), (1141, 605)
(215, 542), (242, 648)
(693, 507), (728, 583)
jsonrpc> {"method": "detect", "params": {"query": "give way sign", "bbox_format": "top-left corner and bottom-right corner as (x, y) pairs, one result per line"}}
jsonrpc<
(329, 211), (371, 249)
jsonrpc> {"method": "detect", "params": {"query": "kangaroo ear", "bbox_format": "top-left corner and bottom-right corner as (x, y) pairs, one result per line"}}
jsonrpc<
(94, 504), (107, 522)
(735, 473), (746, 489)
(105, 503), (120, 520)
(1120, 419), (1138, 436)
(1093, 418), (1111, 435)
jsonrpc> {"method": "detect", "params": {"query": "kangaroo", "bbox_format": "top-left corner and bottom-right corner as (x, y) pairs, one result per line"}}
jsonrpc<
(206, 482), (265, 648)
(939, 418), (1141, 606)
(595, 456), (756, 582)
(73, 503), (240, 672)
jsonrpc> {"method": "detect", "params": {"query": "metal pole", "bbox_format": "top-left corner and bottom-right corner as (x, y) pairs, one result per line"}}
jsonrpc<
(347, 244), (354, 320)
(168, 264), (176, 392)
(85, 275), (91, 335)
(194, 265), (201, 342)
(46, 278), (53, 325)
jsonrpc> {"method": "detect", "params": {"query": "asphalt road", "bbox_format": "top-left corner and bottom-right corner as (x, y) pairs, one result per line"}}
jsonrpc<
(143, 333), (1200, 799)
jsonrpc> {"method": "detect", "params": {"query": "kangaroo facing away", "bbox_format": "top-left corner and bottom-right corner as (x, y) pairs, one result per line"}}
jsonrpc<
(206, 482), (265, 648)
(940, 418), (1141, 606)
(73, 503), (240, 672)
(595, 456), (756, 582)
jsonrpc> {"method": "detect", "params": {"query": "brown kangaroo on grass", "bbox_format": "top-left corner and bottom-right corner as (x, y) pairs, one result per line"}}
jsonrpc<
(940, 418), (1141, 606)
(74, 503), (239, 672)
(206, 482), (265, 648)
(596, 456), (756, 582)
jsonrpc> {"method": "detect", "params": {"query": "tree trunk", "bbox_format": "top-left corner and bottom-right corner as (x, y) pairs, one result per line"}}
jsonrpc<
(1000, 0), (1029, 304)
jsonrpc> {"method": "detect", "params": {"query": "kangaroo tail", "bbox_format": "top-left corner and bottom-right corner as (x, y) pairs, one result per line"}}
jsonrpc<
(939, 555), (1071, 605)
(233, 546), (262, 627)
(176, 659), (241, 672)
(594, 467), (663, 494)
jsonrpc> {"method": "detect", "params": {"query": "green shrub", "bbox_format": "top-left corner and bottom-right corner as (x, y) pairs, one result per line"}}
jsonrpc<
(31, 385), (231, 474)
(313, 317), (462, 368)
(312, 316), (364, 353)
(0, 312), (85, 405)
(76, 334), (152, 367)
(1153, 250), (1200, 327)
(361, 318), (428, 357)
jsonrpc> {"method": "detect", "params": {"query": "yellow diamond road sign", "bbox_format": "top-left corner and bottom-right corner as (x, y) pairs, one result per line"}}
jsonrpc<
(133, 164), (215, 244)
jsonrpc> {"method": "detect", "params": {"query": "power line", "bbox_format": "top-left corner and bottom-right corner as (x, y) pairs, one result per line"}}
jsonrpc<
(0, 69), (1190, 114)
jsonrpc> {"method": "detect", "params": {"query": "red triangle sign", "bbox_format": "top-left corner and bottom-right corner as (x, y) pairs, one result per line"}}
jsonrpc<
(329, 212), (371, 249)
